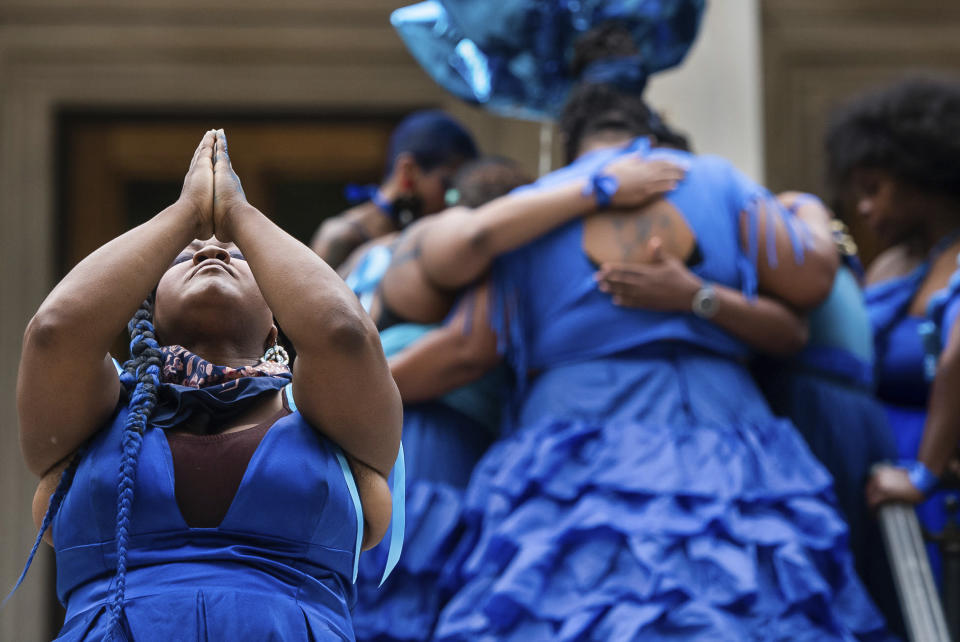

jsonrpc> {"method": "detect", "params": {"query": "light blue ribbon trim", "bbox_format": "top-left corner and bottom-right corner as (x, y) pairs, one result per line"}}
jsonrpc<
(335, 449), (364, 584)
(381, 444), (405, 587)
(283, 383), (297, 412)
(112, 358), (124, 376)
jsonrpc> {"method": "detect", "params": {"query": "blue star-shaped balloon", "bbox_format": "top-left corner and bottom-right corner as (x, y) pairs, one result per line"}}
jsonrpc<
(392, 0), (706, 120)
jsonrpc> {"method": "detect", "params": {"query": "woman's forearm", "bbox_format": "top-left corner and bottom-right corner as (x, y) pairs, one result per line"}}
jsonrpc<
(389, 281), (500, 402)
(311, 202), (395, 269)
(419, 181), (592, 289)
(711, 286), (809, 356)
(918, 325), (960, 476)
(390, 323), (499, 402)
(418, 156), (685, 290)
(227, 204), (375, 353)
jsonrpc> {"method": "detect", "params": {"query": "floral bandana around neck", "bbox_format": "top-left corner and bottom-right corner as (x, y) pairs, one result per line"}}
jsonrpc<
(161, 344), (290, 387)
(120, 345), (293, 432)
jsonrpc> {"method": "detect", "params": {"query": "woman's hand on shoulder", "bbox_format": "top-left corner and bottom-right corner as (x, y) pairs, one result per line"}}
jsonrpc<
(178, 129), (216, 240)
(603, 155), (686, 210)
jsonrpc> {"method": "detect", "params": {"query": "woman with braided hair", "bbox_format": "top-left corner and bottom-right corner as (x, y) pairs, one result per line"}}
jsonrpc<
(15, 129), (402, 640)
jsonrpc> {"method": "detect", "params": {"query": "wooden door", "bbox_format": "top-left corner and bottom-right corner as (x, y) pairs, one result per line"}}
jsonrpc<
(59, 113), (400, 274)
(761, 0), (960, 265)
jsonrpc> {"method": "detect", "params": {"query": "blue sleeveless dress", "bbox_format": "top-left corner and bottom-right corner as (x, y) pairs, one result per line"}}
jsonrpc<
(346, 247), (499, 641)
(434, 141), (890, 640)
(52, 379), (363, 641)
(866, 260), (960, 582)
(753, 262), (901, 629)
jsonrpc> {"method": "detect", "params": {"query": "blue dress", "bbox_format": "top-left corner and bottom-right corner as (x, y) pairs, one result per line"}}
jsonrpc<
(753, 263), (901, 629)
(866, 260), (960, 582)
(346, 249), (499, 641)
(434, 141), (890, 640)
(52, 380), (364, 641)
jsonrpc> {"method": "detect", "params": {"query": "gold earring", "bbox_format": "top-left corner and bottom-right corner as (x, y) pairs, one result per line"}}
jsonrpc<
(261, 343), (290, 366)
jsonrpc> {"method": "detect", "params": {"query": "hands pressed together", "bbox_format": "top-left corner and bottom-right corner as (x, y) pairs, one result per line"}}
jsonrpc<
(178, 129), (250, 242)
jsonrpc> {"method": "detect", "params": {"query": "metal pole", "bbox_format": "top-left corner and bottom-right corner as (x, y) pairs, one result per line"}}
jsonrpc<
(878, 503), (951, 642)
(939, 496), (960, 641)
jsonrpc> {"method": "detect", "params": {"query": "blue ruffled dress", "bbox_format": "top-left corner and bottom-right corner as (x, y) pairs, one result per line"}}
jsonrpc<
(52, 377), (364, 641)
(434, 141), (891, 640)
(346, 248), (500, 641)
(753, 261), (900, 627)
(866, 259), (960, 582)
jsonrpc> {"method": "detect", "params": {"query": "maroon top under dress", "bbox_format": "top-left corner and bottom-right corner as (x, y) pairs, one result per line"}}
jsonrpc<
(166, 402), (291, 528)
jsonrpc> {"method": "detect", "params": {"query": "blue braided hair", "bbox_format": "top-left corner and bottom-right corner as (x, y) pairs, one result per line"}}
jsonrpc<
(106, 297), (163, 640)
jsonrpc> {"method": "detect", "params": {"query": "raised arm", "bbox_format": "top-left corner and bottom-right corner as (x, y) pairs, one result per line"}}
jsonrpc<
(310, 202), (397, 269)
(596, 238), (809, 356)
(418, 156), (686, 290)
(17, 131), (217, 476)
(389, 281), (500, 402)
(213, 130), (401, 476)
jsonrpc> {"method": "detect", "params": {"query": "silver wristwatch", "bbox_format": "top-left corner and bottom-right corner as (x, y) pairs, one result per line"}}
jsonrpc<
(691, 285), (719, 319)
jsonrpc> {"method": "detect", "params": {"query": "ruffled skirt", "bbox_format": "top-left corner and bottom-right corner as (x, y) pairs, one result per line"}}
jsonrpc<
(755, 365), (902, 630)
(435, 349), (893, 641)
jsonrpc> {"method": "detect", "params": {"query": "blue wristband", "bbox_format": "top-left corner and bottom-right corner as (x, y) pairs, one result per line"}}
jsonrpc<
(370, 189), (395, 220)
(344, 184), (395, 220)
(899, 459), (939, 496)
(583, 173), (619, 209)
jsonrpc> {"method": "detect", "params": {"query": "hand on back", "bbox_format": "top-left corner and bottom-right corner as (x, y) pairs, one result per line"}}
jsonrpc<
(595, 237), (702, 311)
(176, 128), (250, 242)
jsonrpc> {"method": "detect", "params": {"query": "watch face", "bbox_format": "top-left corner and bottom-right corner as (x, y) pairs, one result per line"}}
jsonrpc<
(693, 287), (718, 319)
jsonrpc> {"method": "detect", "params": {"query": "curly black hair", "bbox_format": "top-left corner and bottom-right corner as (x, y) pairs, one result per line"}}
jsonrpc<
(450, 156), (533, 208)
(559, 83), (691, 163)
(825, 77), (960, 199)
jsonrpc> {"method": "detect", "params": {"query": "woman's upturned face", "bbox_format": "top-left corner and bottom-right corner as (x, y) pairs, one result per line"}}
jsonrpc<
(153, 238), (274, 349)
(849, 168), (917, 245)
